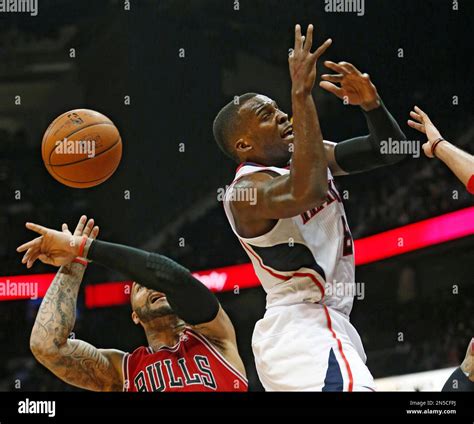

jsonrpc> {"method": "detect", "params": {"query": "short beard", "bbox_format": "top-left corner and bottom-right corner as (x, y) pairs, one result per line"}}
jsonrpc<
(134, 303), (174, 323)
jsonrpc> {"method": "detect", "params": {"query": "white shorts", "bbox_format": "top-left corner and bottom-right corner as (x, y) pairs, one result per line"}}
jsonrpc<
(251, 303), (376, 391)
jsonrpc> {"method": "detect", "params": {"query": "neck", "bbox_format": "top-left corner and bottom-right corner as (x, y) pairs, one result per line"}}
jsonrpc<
(143, 315), (186, 351)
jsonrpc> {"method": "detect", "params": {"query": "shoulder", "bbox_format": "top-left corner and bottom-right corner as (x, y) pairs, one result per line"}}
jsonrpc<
(230, 170), (280, 212)
(123, 346), (148, 358)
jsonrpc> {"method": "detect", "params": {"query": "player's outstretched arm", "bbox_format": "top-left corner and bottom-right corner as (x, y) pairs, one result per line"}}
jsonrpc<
(18, 223), (219, 327)
(231, 25), (332, 224)
(28, 217), (124, 391)
(320, 61), (407, 175)
(18, 223), (243, 373)
(408, 106), (474, 194)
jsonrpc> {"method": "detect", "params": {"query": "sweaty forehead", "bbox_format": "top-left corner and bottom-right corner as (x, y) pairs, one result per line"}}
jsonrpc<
(240, 95), (275, 116)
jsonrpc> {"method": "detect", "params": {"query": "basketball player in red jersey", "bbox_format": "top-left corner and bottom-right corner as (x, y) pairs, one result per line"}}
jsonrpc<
(408, 106), (474, 194)
(22, 216), (247, 392)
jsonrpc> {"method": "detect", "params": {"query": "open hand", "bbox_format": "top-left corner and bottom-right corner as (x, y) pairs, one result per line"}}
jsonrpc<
(408, 106), (443, 158)
(62, 215), (99, 262)
(17, 215), (98, 268)
(289, 24), (332, 95)
(320, 61), (380, 111)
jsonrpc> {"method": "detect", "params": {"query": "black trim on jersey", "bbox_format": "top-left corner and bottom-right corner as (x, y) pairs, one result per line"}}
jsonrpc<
(252, 243), (326, 281)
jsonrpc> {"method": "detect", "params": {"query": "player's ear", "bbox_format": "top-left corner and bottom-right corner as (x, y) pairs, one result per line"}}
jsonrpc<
(131, 311), (140, 325)
(235, 138), (252, 153)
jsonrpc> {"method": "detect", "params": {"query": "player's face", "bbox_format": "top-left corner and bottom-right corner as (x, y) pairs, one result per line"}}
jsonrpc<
(130, 282), (174, 323)
(238, 95), (293, 166)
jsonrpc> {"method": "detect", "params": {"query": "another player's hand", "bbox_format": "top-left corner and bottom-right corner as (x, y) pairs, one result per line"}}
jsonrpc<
(289, 24), (332, 96)
(17, 220), (89, 268)
(62, 215), (99, 263)
(407, 106), (443, 158)
(320, 61), (380, 111)
(460, 338), (474, 382)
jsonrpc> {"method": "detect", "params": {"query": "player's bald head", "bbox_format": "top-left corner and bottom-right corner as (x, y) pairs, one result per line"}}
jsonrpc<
(213, 93), (258, 162)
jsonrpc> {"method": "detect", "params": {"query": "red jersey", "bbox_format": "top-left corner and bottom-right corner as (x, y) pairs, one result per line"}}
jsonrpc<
(122, 328), (248, 392)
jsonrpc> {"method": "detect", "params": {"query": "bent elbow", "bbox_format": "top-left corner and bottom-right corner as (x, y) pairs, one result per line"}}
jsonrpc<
(30, 336), (43, 359)
(30, 333), (58, 362)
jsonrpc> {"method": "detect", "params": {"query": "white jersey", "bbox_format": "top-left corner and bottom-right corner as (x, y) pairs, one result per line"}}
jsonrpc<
(223, 161), (356, 316)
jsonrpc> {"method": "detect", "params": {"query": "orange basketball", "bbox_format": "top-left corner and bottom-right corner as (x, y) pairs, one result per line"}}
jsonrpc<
(41, 109), (122, 188)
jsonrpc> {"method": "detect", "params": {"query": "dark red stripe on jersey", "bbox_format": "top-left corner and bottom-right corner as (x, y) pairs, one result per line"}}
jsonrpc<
(251, 242), (327, 281)
(323, 305), (353, 392)
(241, 241), (325, 298)
(240, 241), (288, 281)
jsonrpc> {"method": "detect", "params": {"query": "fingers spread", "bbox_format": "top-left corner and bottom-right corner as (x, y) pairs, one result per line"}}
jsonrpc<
(17, 236), (42, 253)
(407, 120), (425, 133)
(321, 74), (343, 83)
(414, 105), (426, 116)
(410, 111), (422, 122)
(82, 219), (95, 238)
(294, 24), (302, 51)
(73, 215), (88, 236)
(313, 38), (332, 59)
(90, 225), (100, 240)
(323, 60), (347, 74)
(338, 61), (359, 74)
(303, 24), (313, 52)
(319, 81), (343, 98)
(25, 222), (48, 235)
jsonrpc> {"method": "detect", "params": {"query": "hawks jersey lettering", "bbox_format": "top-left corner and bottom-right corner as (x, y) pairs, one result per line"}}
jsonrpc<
(223, 161), (356, 316)
(122, 328), (247, 392)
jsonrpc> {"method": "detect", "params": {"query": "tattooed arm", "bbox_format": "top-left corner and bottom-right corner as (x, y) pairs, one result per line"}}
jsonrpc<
(29, 217), (124, 392)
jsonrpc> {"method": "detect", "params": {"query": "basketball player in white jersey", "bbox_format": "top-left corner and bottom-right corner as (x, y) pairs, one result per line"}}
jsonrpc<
(212, 24), (407, 391)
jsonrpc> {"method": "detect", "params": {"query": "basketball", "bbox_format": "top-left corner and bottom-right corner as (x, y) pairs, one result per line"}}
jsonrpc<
(41, 109), (122, 188)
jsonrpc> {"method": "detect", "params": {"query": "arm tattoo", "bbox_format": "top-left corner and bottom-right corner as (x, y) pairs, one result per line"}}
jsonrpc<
(31, 264), (122, 391)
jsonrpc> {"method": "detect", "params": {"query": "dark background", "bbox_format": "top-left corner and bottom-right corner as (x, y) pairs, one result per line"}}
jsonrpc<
(0, 0), (473, 391)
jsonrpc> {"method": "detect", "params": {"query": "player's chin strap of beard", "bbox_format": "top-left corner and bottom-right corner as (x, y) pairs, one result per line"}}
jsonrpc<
(333, 100), (408, 174)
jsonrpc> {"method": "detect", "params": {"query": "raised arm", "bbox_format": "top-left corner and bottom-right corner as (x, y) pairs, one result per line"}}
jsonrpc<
(408, 106), (474, 194)
(29, 217), (124, 391)
(230, 25), (332, 232)
(320, 61), (407, 175)
(17, 221), (243, 373)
